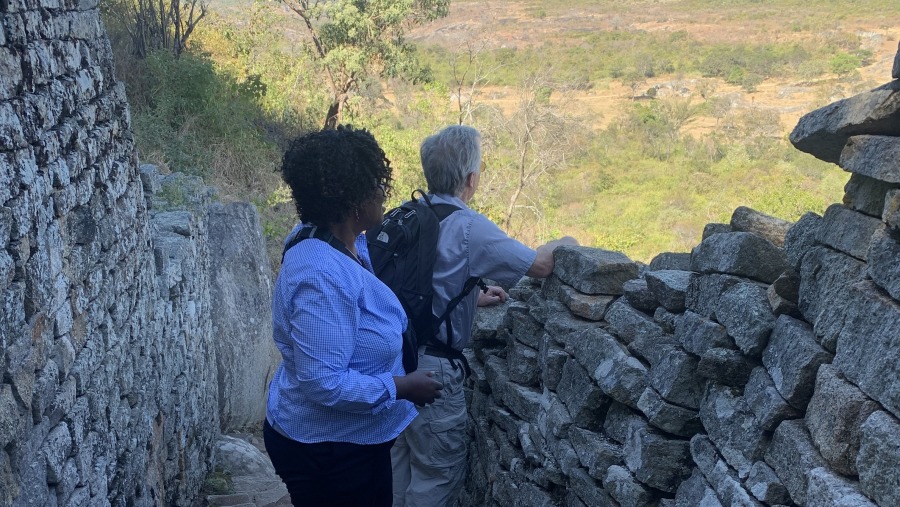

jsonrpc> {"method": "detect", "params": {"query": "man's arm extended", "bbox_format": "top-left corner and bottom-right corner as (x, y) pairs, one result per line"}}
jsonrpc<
(525, 236), (579, 278)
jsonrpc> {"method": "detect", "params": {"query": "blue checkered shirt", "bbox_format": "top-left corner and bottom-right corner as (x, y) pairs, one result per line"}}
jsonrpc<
(266, 231), (416, 444)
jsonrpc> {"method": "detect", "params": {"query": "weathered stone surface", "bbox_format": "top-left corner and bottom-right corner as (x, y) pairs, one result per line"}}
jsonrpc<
(473, 301), (507, 343)
(747, 461), (791, 505)
(840, 134), (900, 184)
(568, 467), (617, 507)
(503, 383), (543, 422)
(518, 422), (543, 466)
(674, 468), (723, 507)
(567, 327), (624, 375)
(857, 411), (900, 506)
(508, 311), (543, 349)
(789, 80), (900, 163)
(213, 435), (289, 507)
(798, 246), (867, 352)
(783, 211), (822, 269)
(538, 274), (563, 301)
(844, 173), (900, 218)
(816, 204), (884, 261)
(894, 41), (900, 79)
(730, 206), (792, 248)
(528, 294), (568, 326)
(487, 406), (519, 444)
(603, 464), (657, 507)
(552, 437), (582, 478)
(603, 402), (645, 445)
(637, 387), (701, 437)
(868, 225), (900, 301)
(767, 270), (801, 318)
(805, 364), (879, 476)
(690, 232), (789, 284)
(690, 437), (764, 507)
(715, 282), (776, 356)
(568, 426), (623, 479)
(743, 367), (801, 432)
(484, 355), (511, 404)
(702, 222), (732, 239)
(676, 311), (734, 356)
(559, 285), (613, 321)
(623, 278), (658, 313)
(765, 419), (828, 506)
(696, 347), (757, 387)
(511, 276), (541, 302)
(807, 467), (877, 507)
(628, 331), (680, 368)
(762, 315), (833, 410)
(557, 357), (609, 431)
(208, 202), (277, 432)
(653, 307), (680, 334)
(592, 343), (650, 410)
(623, 420), (692, 493)
(553, 246), (639, 295)
(885, 188), (900, 231)
(543, 311), (597, 342)
(832, 280), (900, 417)
(649, 347), (703, 409)
(493, 471), (557, 507)
(604, 299), (665, 345)
(700, 385), (769, 478)
(539, 334), (568, 392)
(507, 338), (540, 386)
(648, 252), (691, 271)
(685, 273), (744, 319)
(644, 270), (691, 312)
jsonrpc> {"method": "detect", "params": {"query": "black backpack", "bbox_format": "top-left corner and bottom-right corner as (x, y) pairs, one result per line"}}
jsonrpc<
(366, 190), (485, 375)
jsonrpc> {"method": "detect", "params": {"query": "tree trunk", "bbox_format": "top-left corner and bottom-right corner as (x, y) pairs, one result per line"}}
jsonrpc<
(324, 102), (340, 130)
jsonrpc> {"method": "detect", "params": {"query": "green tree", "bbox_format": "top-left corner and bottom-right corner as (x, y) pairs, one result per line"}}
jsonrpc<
(283, 0), (450, 129)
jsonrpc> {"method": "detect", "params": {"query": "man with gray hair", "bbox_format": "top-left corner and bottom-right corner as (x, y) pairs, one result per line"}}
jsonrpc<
(391, 125), (578, 506)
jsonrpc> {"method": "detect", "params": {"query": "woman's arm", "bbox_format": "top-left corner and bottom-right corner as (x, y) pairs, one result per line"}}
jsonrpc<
(288, 271), (401, 414)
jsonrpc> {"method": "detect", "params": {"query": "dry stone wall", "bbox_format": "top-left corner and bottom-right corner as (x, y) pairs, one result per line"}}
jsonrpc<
(462, 53), (900, 507)
(0, 1), (276, 505)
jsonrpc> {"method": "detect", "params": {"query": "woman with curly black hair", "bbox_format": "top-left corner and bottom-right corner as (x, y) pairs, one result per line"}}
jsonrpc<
(264, 126), (443, 506)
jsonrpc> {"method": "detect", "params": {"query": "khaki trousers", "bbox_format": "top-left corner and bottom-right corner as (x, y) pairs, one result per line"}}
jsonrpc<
(391, 352), (467, 507)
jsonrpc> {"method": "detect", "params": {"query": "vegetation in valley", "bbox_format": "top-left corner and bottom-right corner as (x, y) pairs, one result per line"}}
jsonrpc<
(100, 0), (896, 263)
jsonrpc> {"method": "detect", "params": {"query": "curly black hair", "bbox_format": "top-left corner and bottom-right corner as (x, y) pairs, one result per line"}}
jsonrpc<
(281, 125), (393, 226)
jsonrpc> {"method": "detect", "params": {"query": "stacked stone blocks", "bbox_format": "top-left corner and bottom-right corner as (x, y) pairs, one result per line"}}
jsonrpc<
(463, 47), (900, 506)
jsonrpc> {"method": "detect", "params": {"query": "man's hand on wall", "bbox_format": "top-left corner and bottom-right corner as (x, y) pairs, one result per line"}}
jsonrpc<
(477, 285), (508, 307)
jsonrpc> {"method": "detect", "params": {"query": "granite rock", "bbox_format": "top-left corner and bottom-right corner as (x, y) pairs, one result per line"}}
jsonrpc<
(805, 364), (879, 476)
(857, 411), (900, 506)
(690, 232), (789, 284)
(789, 80), (900, 163)
(730, 206), (792, 248)
(553, 246), (639, 295)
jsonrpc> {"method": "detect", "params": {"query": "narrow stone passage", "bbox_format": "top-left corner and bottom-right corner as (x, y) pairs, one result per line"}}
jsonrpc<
(203, 432), (291, 507)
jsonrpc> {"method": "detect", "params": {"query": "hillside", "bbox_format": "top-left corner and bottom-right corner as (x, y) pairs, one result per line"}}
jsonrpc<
(166, 0), (900, 261)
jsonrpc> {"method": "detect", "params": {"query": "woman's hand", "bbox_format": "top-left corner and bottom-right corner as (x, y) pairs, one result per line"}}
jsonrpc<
(394, 370), (443, 406)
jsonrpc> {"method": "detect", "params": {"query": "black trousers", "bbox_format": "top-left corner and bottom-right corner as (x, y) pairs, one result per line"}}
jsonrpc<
(263, 420), (394, 507)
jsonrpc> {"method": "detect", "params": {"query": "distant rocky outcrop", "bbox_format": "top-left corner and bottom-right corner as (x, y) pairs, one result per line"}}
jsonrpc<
(462, 51), (900, 507)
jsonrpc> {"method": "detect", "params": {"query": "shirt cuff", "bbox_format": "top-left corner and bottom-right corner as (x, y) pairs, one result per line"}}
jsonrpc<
(371, 371), (397, 415)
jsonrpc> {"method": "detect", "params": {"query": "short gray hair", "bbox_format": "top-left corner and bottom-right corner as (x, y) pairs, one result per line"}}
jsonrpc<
(420, 125), (481, 196)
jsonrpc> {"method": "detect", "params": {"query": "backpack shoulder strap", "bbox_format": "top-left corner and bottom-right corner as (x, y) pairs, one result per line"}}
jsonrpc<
(431, 202), (460, 222)
(282, 224), (361, 266)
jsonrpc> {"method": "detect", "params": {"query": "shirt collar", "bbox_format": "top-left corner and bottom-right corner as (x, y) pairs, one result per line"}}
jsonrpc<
(430, 193), (469, 210)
